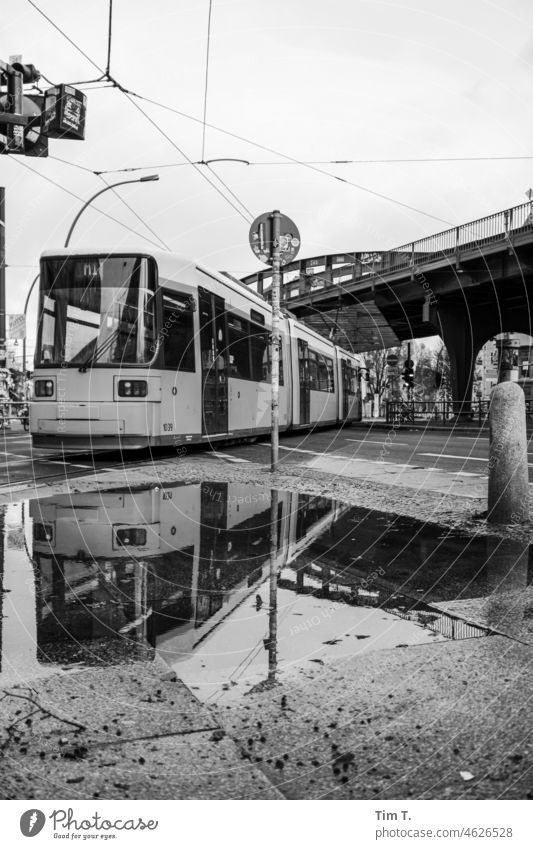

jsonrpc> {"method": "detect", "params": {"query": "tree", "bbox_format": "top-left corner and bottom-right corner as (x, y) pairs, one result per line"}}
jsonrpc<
(413, 340), (451, 403)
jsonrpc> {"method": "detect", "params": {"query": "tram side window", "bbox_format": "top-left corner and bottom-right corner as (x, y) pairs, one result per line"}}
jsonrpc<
(162, 291), (195, 371)
(228, 314), (251, 379)
(250, 323), (269, 382)
(325, 356), (335, 392)
(308, 350), (319, 390)
(317, 355), (330, 392)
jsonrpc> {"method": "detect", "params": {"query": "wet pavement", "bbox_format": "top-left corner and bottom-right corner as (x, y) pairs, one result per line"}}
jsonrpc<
(0, 481), (531, 798)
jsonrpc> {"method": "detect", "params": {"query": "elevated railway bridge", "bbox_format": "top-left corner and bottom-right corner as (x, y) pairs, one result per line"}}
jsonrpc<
(241, 202), (533, 412)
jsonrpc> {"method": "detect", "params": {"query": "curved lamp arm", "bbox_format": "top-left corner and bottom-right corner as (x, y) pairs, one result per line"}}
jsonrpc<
(64, 175), (159, 248)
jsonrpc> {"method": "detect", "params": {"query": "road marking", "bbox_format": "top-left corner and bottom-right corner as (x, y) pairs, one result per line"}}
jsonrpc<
(345, 438), (410, 447)
(419, 452), (533, 467)
(259, 443), (365, 461)
(212, 452), (251, 464)
(451, 471), (484, 477)
(419, 452), (489, 462)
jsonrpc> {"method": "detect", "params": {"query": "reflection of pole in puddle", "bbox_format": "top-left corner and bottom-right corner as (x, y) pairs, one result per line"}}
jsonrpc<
(267, 488), (278, 682)
(485, 538), (529, 638)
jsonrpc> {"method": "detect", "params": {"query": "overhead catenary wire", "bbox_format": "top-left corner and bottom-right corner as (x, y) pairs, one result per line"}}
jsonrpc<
(95, 174), (171, 251)
(13, 157), (167, 250)
(26, 0), (518, 231)
(120, 89), (254, 224)
(201, 0), (214, 163)
(105, 0), (113, 77)
(90, 154), (533, 174)
(26, 0), (255, 226)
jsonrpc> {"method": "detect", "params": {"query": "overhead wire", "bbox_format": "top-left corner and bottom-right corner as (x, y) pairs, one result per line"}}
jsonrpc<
(26, 0), (255, 225)
(201, 0), (213, 163)
(26, 0), (523, 231)
(117, 90), (458, 227)
(13, 157), (167, 250)
(95, 174), (171, 251)
(105, 0), (113, 77)
(87, 154), (533, 173)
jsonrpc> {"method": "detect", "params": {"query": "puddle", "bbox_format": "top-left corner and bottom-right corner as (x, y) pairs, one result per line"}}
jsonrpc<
(1, 482), (531, 699)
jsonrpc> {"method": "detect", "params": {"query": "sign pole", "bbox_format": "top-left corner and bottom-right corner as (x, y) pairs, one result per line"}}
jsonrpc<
(249, 208), (299, 473)
(270, 210), (281, 473)
(0, 187), (5, 369)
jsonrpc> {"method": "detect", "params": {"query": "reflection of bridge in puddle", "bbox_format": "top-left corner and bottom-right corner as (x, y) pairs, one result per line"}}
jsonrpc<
(0, 483), (530, 699)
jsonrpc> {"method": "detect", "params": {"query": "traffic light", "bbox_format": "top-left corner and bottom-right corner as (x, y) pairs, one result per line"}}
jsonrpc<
(11, 62), (40, 84)
(402, 358), (415, 388)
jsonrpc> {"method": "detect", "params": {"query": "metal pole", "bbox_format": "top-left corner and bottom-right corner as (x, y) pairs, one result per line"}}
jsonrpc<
(267, 487), (278, 682)
(0, 187), (5, 369)
(270, 210), (281, 473)
(22, 272), (39, 374)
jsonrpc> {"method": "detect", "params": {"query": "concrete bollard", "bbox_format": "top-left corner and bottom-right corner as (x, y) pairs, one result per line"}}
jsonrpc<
(487, 382), (529, 524)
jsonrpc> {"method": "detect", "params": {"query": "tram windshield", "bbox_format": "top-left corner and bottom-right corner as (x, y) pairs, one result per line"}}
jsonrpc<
(36, 256), (156, 366)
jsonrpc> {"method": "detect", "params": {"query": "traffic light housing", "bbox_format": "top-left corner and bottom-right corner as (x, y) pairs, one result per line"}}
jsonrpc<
(11, 62), (40, 84)
(402, 358), (415, 388)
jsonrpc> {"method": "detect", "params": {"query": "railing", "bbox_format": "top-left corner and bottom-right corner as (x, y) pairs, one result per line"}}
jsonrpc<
(241, 200), (533, 302)
(385, 398), (533, 426)
(0, 401), (29, 428)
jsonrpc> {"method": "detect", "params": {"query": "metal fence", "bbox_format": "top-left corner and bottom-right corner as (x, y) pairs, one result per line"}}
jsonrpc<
(0, 401), (29, 428)
(385, 398), (533, 426)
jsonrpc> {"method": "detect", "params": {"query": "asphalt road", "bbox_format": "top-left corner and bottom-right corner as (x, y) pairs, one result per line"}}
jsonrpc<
(211, 423), (533, 483)
(1, 423), (532, 491)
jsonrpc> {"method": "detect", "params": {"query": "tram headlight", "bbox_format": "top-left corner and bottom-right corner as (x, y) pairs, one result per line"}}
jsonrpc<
(34, 379), (55, 397)
(114, 527), (147, 547)
(34, 522), (54, 542)
(117, 379), (148, 398)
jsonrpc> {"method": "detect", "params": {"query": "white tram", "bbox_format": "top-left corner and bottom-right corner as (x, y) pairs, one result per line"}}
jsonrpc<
(31, 249), (364, 449)
(30, 483), (346, 660)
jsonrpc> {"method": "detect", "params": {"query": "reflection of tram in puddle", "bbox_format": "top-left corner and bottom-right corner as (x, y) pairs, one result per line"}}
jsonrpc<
(30, 484), (345, 666)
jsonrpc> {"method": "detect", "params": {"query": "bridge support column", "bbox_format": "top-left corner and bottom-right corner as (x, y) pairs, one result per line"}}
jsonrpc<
(437, 303), (487, 417)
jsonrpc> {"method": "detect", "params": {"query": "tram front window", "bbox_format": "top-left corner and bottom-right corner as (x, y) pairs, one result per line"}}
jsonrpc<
(37, 256), (156, 366)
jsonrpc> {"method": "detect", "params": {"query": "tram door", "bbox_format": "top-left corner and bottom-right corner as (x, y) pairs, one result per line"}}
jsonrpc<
(341, 360), (353, 419)
(298, 339), (310, 425)
(199, 288), (228, 435)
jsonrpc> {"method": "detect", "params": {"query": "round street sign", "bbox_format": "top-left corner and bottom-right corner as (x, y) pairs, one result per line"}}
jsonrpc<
(386, 353), (399, 366)
(249, 212), (300, 266)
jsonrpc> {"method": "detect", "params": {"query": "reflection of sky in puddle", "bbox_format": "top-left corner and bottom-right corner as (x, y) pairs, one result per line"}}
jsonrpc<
(160, 581), (448, 704)
(1, 481), (527, 694)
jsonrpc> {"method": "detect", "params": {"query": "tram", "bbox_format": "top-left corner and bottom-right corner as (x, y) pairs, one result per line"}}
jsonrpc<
(30, 249), (364, 449)
(30, 482), (346, 662)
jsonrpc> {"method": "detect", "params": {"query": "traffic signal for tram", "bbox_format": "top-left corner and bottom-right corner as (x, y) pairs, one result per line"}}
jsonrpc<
(10, 62), (40, 84)
(402, 359), (415, 388)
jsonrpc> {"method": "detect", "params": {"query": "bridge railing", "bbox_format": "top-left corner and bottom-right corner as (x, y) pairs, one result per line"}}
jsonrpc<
(241, 200), (533, 301)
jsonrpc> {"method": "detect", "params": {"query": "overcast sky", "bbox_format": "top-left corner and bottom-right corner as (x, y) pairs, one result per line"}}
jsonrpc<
(4, 0), (533, 356)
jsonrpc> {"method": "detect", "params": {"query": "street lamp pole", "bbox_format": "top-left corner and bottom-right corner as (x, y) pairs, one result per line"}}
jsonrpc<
(64, 174), (159, 248)
(22, 271), (39, 375)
